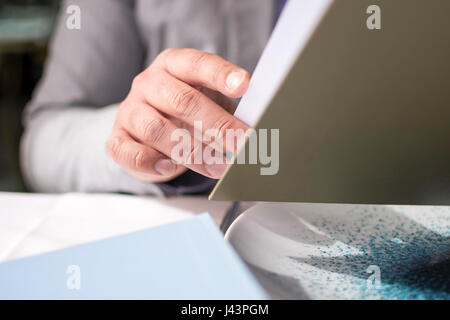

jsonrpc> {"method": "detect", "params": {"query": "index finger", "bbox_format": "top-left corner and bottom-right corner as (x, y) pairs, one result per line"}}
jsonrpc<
(157, 48), (251, 98)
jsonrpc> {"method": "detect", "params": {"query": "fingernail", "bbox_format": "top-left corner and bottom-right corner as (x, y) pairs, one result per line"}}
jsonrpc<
(205, 163), (227, 178)
(226, 71), (246, 92)
(155, 159), (177, 176)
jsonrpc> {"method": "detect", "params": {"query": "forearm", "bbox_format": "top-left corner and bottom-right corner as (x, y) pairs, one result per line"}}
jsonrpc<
(20, 104), (164, 195)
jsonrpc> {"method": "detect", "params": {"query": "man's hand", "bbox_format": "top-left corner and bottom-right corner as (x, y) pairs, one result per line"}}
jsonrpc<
(107, 48), (250, 182)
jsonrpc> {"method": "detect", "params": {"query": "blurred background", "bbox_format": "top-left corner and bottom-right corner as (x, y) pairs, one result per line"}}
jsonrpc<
(0, 0), (59, 192)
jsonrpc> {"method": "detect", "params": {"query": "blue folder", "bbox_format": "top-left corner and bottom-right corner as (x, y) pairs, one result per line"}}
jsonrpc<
(0, 214), (267, 300)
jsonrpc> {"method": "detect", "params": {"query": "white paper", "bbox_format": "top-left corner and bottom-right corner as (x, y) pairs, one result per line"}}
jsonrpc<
(0, 193), (231, 262)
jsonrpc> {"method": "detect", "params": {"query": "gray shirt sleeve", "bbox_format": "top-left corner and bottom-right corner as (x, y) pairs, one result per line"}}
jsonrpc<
(21, 0), (209, 195)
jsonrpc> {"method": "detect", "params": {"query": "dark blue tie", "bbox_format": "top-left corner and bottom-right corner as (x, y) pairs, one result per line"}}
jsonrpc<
(275, 0), (288, 23)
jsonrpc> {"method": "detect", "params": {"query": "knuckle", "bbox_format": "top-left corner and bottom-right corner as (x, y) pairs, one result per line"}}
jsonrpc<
(118, 100), (128, 111)
(118, 100), (133, 118)
(132, 150), (148, 171)
(160, 48), (176, 59)
(213, 116), (234, 138)
(171, 87), (201, 117)
(156, 48), (177, 65)
(184, 141), (203, 164)
(131, 73), (145, 91)
(190, 51), (210, 71)
(106, 136), (122, 159)
(142, 117), (168, 144)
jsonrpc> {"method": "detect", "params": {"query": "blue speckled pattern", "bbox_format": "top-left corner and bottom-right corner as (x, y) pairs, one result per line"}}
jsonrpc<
(226, 203), (450, 299)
